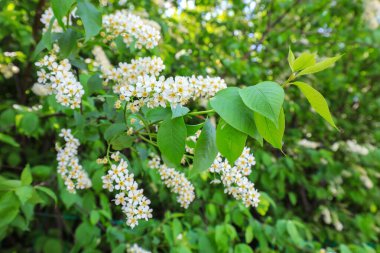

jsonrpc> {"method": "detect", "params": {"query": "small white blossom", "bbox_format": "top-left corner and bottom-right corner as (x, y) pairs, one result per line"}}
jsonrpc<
(148, 154), (195, 208)
(102, 159), (152, 228)
(102, 10), (161, 49)
(126, 244), (151, 253)
(209, 147), (260, 208)
(56, 129), (92, 193)
(34, 54), (84, 109)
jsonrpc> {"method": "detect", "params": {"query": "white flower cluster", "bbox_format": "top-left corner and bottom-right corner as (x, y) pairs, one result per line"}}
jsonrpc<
(103, 56), (165, 87)
(0, 63), (19, 79)
(209, 147), (260, 208)
(40, 8), (75, 33)
(101, 154), (152, 228)
(34, 54), (84, 109)
(148, 154), (195, 208)
(102, 10), (161, 49)
(102, 55), (227, 111)
(56, 129), (92, 193)
(126, 244), (151, 253)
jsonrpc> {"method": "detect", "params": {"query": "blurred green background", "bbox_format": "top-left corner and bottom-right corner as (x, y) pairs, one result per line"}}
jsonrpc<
(0, 0), (379, 252)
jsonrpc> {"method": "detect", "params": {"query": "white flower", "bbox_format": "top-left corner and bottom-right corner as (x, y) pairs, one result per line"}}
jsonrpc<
(35, 54), (84, 109)
(208, 147), (260, 208)
(102, 10), (161, 49)
(56, 129), (91, 193)
(148, 154), (195, 208)
(126, 243), (151, 253)
(102, 159), (153, 228)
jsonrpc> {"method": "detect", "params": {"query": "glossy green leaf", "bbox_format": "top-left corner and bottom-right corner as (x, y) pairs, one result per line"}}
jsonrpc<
(298, 55), (342, 76)
(58, 28), (80, 58)
(234, 244), (254, 253)
(15, 186), (33, 204)
(192, 119), (218, 176)
(288, 47), (295, 71)
(239, 81), (284, 126)
(51, 0), (75, 29)
(104, 123), (126, 142)
(292, 81), (337, 129)
(145, 107), (171, 122)
(20, 113), (39, 135)
(210, 87), (262, 143)
(254, 109), (285, 149)
(36, 186), (58, 204)
(286, 221), (303, 245)
(157, 117), (187, 166)
(32, 18), (55, 59)
(77, 0), (102, 42)
(0, 192), (20, 227)
(186, 123), (204, 136)
(292, 52), (316, 72)
(171, 105), (189, 118)
(0, 133), (19, 148)
(21, 165), (33, 185)
(110, 133), (135, 150)
(216, 119), (247, 165)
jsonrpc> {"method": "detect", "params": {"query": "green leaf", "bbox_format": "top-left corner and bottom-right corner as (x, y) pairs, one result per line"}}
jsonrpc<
(110, 133), (135, 150)
(192, 119), (218, 176)
(216, 119), (247, 165)
(171, 105), (190, 119)
(292, 81), (337, 129)
(32, 18), (55, 59)
(298, 55), (341, 76)
(254, 108), (285, 149)
(234, 244), (253, 253)
(36, 186), (58, 204)
(288, 47), (295, 71)
(15, 186), (33, 205)
(20, 113), (39, 135)
(0, 178), (21, 191)
(58, 28), (80, 58)
(186, 123), (204, 136)
(157, 117), (187, 166)
(104, 123), (126, 142)
(75, 221), (100, 247)
(239, 81), (284, 126)
(286, 221), (303, 245)
(292, 52), (316, 72)
(0, 191), (20, 227)
(21, 165), (33, 186)
(51, 0), (75, 29)
(87, 73), (103, 94)
(145, 107), (171, 122)
(77, 0), (102, 42)
(339, 245), (352, 253)
(90, 210), (100, 225)
(0, 133), (19, 148)
(210, 87), (262, 144)
(43, 238), (63, 253)
(245, 226), (254, 243)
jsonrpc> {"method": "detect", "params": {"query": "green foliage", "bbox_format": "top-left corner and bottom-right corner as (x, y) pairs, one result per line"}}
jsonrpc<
(0, 0), (379, 252)
(76, 0), (102, 41)
(192, 119), (218, 175)
(216, 119), (247, 164)
(157, 117), (187, 166)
